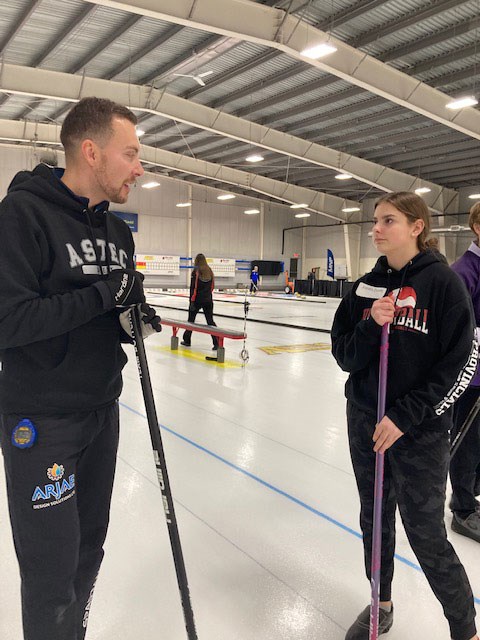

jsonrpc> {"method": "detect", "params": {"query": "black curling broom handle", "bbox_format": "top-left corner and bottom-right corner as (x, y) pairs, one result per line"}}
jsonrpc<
(450, 394), (480, 459)
(129, 306), (198, 640)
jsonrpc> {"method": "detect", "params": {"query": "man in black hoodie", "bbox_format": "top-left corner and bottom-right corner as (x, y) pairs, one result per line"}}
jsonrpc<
(0, 97), (159, 640)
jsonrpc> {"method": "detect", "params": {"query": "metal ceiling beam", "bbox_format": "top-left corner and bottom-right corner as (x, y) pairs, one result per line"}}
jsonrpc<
(382, 15), (480, 64)
(351, 0), (463, 49)
(0, 118), (354, 220)
(16, 12), (142, 121)
(0, 0), (43, 54)
(85, 0), (480, 140)
(29, 4), (97, 67)
(105, 24), (184, 80)
(406, 43), (479, 77)
(367, 142), (480, 168)
(0, 64), (456, 210)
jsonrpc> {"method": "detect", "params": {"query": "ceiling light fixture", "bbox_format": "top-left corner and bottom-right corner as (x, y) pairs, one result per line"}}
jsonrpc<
(342, 206), (360, 212)
(244, 209), (260, 214)
(468, 193), (480, 200)
(217, 194), (236, 200)
(415, 187), (431, 195)
(136, 127), (145, 137)
(301, 43), (337, 59)
(295, 212), (311, 218)
(245, 154), (264, 162)
(142, 181), (160, 189)
(176, 202), (191, 208)
(335, 173), (352, 180)
(290, 203), (308, 209)
(446, 96), (478, 110)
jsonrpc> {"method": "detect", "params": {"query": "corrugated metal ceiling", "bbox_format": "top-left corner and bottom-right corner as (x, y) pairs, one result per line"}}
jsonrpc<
(0, 0), (477, 204)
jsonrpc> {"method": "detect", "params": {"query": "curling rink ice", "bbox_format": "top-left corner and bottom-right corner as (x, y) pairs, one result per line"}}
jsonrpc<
(0, 291), (479, 640)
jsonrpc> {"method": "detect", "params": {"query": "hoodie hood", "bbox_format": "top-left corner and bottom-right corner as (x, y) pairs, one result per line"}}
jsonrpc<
(371, 251), (439, 277)
(7, 163), (109, 223)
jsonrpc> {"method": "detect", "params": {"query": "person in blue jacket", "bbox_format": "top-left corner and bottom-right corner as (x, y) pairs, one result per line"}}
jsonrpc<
(250, 265), (259, 294)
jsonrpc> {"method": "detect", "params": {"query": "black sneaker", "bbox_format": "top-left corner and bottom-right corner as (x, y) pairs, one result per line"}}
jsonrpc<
(451, 512), (480, 543)
(212, 345), (218, 351)
(345, 605), (393, 640)
(180, 341), (191, 347)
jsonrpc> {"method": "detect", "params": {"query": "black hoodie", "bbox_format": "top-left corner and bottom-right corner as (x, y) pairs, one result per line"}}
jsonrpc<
(331, 252), (478, 433)
(0, 164), (135, 414)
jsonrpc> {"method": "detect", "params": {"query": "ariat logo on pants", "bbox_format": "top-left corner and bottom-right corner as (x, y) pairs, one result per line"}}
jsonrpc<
(31, 463), (76, 509)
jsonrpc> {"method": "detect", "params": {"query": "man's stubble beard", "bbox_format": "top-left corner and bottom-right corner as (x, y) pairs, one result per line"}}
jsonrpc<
(96, 157), (126, 204)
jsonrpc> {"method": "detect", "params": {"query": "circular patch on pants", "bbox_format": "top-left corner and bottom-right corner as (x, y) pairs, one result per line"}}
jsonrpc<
(12, 419), (37, 448)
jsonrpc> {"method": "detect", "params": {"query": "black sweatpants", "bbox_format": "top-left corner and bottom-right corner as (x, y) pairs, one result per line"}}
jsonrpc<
(347, 402), (477, 640)
(450, 386), (480, 516)
(183, 300), (218, 347)
(0, 402), (119, 640)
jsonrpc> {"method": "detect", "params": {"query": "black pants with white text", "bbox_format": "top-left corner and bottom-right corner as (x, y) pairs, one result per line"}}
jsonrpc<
(0, 402), (119, 640)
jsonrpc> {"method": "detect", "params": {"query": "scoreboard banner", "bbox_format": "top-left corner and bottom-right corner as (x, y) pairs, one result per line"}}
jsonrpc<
(136, 254), (180, 275)
(207, 257), (236, 277)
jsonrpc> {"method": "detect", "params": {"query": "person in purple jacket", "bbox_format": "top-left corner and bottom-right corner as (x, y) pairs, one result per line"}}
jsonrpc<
(450, 201), (480, 543)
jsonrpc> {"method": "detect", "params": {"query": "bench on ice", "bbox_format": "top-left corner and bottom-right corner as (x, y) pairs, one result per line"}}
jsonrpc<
(160, 317), (246, 363)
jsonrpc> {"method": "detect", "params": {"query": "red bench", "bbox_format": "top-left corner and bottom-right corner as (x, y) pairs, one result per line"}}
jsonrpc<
(160, 317), (246, 363)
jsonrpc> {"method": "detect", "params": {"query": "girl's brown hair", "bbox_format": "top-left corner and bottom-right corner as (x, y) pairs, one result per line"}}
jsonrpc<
(374, 191), (431, 251)
(194, 253), (214, 281)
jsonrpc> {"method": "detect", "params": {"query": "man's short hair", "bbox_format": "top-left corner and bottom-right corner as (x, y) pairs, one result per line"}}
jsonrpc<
(60, 97), (137, 155)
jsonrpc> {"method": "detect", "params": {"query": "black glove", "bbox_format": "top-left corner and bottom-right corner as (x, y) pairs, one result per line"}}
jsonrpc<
(119, 303), (162, 339)
(94, 269), (145, 310)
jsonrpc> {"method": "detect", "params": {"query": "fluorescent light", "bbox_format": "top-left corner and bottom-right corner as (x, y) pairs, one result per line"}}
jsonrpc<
(244, 209), (260, 214)
(246, 154), (264, 162)
(176, 202), (191, 207)
(301, 43), (337, 59)
(446, 96), (478, 110)
(415, 187), (431, 195)
(290, 203), (308, 209)
(335, 173), (352, 180)
(342, 206), (360, 212)
(295, 212), (311, 218)
(142, 181), (160, 189)
(217, 194), (236, 200)
(136, 127), (145, 137)
(468, 194), (480, 200)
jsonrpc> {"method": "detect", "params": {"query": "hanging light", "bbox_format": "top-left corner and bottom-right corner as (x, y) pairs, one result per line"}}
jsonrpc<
(415, 187), (431, 195)
(301, 43), (337, 59)
(446, 96), (478, 110)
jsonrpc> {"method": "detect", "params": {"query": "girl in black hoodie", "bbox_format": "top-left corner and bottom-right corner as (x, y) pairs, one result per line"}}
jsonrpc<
(181, 253), (218, 349)
(332, 192), (478, 640)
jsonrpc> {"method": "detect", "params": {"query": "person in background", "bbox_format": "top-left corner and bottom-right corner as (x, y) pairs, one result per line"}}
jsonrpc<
(331, 192), (478, 640)
(449, 201), (480, 543)
(0, 97), (161, 640)
(181, 253), (218, 350)
(250, 264), (259, 294)
(307, 270), (315, 295)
